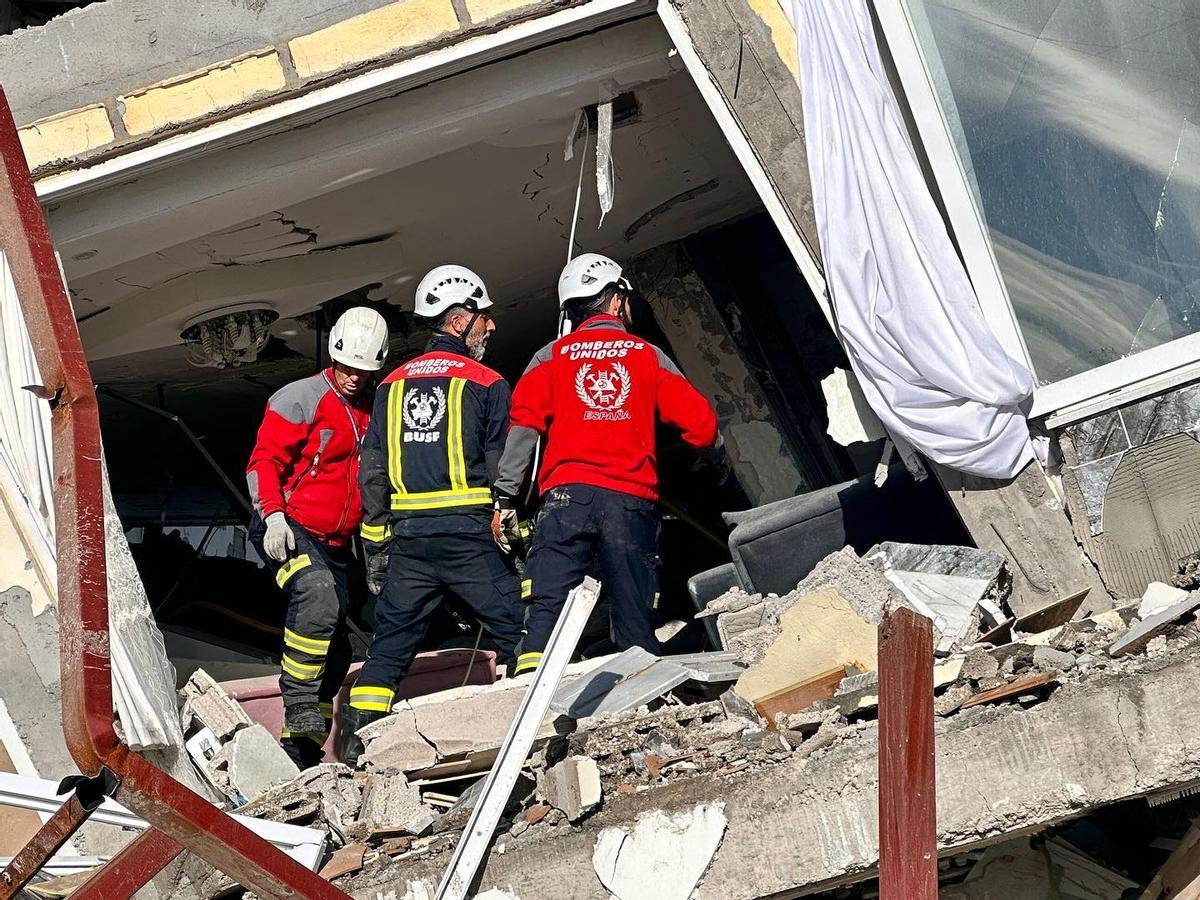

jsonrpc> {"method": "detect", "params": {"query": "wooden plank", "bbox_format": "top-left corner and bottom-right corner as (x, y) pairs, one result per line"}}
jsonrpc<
(1140, 818), (1200, 900)
(878, 607), (937, 900)
(960, 672), (1058, 710)
(752, 667), (849, 728)
(1014, 588), (1089, 634)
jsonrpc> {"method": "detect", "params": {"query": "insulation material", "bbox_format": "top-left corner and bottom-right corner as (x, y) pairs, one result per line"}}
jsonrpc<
(592, 803), (727, 900)
(0, 248), (183, 752)
(596, 99), (615, 225)
(791, 0), (1037, 478)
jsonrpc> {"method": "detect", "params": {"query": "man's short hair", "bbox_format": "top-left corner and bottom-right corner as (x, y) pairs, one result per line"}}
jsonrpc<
(565, 285), (623, 326)
(431, 305), (466, 332)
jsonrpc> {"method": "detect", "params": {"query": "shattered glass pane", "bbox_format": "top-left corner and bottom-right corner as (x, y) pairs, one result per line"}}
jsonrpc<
(905, 0), (1200, 382)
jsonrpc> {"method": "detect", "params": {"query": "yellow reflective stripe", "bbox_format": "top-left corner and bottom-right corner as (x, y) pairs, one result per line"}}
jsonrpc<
(387, 379), (406, 495)
(281, 654), (323, 681)
(513, 651), (543, 674)
(284, 628), (329, 655)
(360, 522), (391, 543)
(521, 579), (532, 599)
(281, 730), (329, 742)
(447, 377), (467, 491)
(349, 684), (395, 713)
(275, 554), (312, 589)
(390, 487), (492, 511)
(319, 702), (334, 715)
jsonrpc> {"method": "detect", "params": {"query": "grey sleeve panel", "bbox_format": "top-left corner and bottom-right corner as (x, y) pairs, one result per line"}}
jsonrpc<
(653, 344), (685, 378)
(494, 425), (540, 498)
(267, 373), (327, 424)
(521, 341), (555, 376)
(246, 470), (263, 517)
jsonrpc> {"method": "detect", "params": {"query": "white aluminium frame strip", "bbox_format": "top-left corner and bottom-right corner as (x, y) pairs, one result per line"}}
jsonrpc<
(656, 0), (831, 326)
(873, 0), (1200, 427)
(34, 0), (652, 204)
(435, 577), (601, 900)
(0, 772), (326, 871)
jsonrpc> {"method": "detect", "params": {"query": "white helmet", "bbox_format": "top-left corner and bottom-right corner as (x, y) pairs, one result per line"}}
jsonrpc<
(558, 253), (630, 308)
(328, 306), (389, 372)
(414, 265), (493, 319)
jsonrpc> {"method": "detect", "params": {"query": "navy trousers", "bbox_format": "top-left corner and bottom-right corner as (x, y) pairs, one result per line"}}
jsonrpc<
(516, 484), (660, 673)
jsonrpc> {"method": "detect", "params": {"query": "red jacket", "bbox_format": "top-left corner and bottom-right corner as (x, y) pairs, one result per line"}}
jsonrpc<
(496, 315), (718, 501)
(246, 368), (372, 546)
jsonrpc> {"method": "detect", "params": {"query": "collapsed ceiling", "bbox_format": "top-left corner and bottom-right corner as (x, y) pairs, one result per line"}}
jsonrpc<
(51, 17), (762, 384)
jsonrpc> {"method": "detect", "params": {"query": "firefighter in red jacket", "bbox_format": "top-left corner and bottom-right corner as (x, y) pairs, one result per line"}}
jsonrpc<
(246, 306), (389, 767)
(494, 253), (722, 674)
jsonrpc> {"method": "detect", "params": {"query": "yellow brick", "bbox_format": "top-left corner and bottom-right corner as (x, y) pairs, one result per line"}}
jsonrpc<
(120, 51), (286, 137)
(289, 0), (460, 80)
(17, 105), (114, 170)
(464, 0), (542, 25)
(745, 0), (799, 81)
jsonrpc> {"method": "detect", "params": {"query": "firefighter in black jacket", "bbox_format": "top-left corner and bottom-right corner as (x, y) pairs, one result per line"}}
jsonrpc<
(339, 265), (525, 765)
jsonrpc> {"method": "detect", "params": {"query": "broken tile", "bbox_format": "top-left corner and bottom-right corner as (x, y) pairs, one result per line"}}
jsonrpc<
(1108, 592), (1200, 657)
(539, 756), (602, 822)
(592, 803), (727, 900)
(961, 672), (1058, 710)
(319, 842), (366, 880)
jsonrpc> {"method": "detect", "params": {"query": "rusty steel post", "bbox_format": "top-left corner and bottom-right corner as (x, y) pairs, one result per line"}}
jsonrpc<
(0, 794), (94, 899)
(0, 88), (348, 900)
(878, 606), (937, 900)
(71, 829), (185, 899)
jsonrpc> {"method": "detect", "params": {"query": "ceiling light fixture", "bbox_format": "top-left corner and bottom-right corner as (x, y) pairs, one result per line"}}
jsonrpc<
(180, 304), (279, 369)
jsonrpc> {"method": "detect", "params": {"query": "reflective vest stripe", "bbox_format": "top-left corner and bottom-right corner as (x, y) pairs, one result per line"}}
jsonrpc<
(284, 628), (329, 655)
(275, 554), (312, 589)
(387, 378), (406, 495)
(447, 377), (467, 492)
(389, 487), (492, 511)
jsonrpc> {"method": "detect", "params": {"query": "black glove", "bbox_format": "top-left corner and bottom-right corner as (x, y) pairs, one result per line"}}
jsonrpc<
(365, 550), (389, 596)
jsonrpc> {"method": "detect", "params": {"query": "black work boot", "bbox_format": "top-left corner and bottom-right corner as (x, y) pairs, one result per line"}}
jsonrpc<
(338, 705), (387, 767)
(284, 702), (326, 735)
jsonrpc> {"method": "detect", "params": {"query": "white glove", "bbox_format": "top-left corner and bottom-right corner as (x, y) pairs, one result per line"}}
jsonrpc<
(491, 499), (518, 553)
(263, 512), (296, 563)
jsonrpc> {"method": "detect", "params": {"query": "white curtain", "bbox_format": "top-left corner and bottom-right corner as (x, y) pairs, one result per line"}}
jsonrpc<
(0, 250), (183, 752)
(791, 0), (1037, 479)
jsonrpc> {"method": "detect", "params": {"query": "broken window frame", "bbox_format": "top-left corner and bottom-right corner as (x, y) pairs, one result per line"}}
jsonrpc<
(873, 0), (1200, 428)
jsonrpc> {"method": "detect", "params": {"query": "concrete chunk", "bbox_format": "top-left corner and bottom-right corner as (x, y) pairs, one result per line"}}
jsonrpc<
(357, 772), (436, 837)
(180, 669), (252, 741)
(217, 723), (299, 804)
(1109, 592), (1200, 657)
(540, 756), (602, 823)
(1139, 582), (1189, 620)
(593, 803), (727, 900)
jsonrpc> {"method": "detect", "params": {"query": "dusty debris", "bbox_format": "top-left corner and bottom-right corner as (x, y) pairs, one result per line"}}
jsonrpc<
(1109, 591), (1200, 657)
(352, 772), (437, 840)
(961, 671), (1058, 710)
(941, 835), (1137, 899)
(592, 803), (728, 900)
(538, 755), (602, 822)
(1138, 582), (1188, 619)
(180, 668), (253, 740)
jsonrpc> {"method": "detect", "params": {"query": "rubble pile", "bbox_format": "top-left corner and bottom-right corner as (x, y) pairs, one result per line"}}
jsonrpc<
(166, 544), (1200, 898)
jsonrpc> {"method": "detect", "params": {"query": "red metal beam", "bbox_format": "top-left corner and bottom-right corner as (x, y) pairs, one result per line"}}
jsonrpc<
(877, 606), (937, 900)
(72, 829), (185, 899)
(0, 88), (347, 899)
(0, 794), (93, 899)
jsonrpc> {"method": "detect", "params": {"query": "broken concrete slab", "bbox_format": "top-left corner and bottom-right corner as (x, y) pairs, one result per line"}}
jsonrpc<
(733, 589), (876, 708)
(355, 773), (436, 839)
(592, 803), (727, 900)
(180, 668), (253, 741)
(539, 756), (602, 823)
(1139, 581), (1190, 620)
(1109, 591), (1200, 657)
(345, 645), (1200, 900)
(216, 723), (299, 804)
(359, 704), (439, 773)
